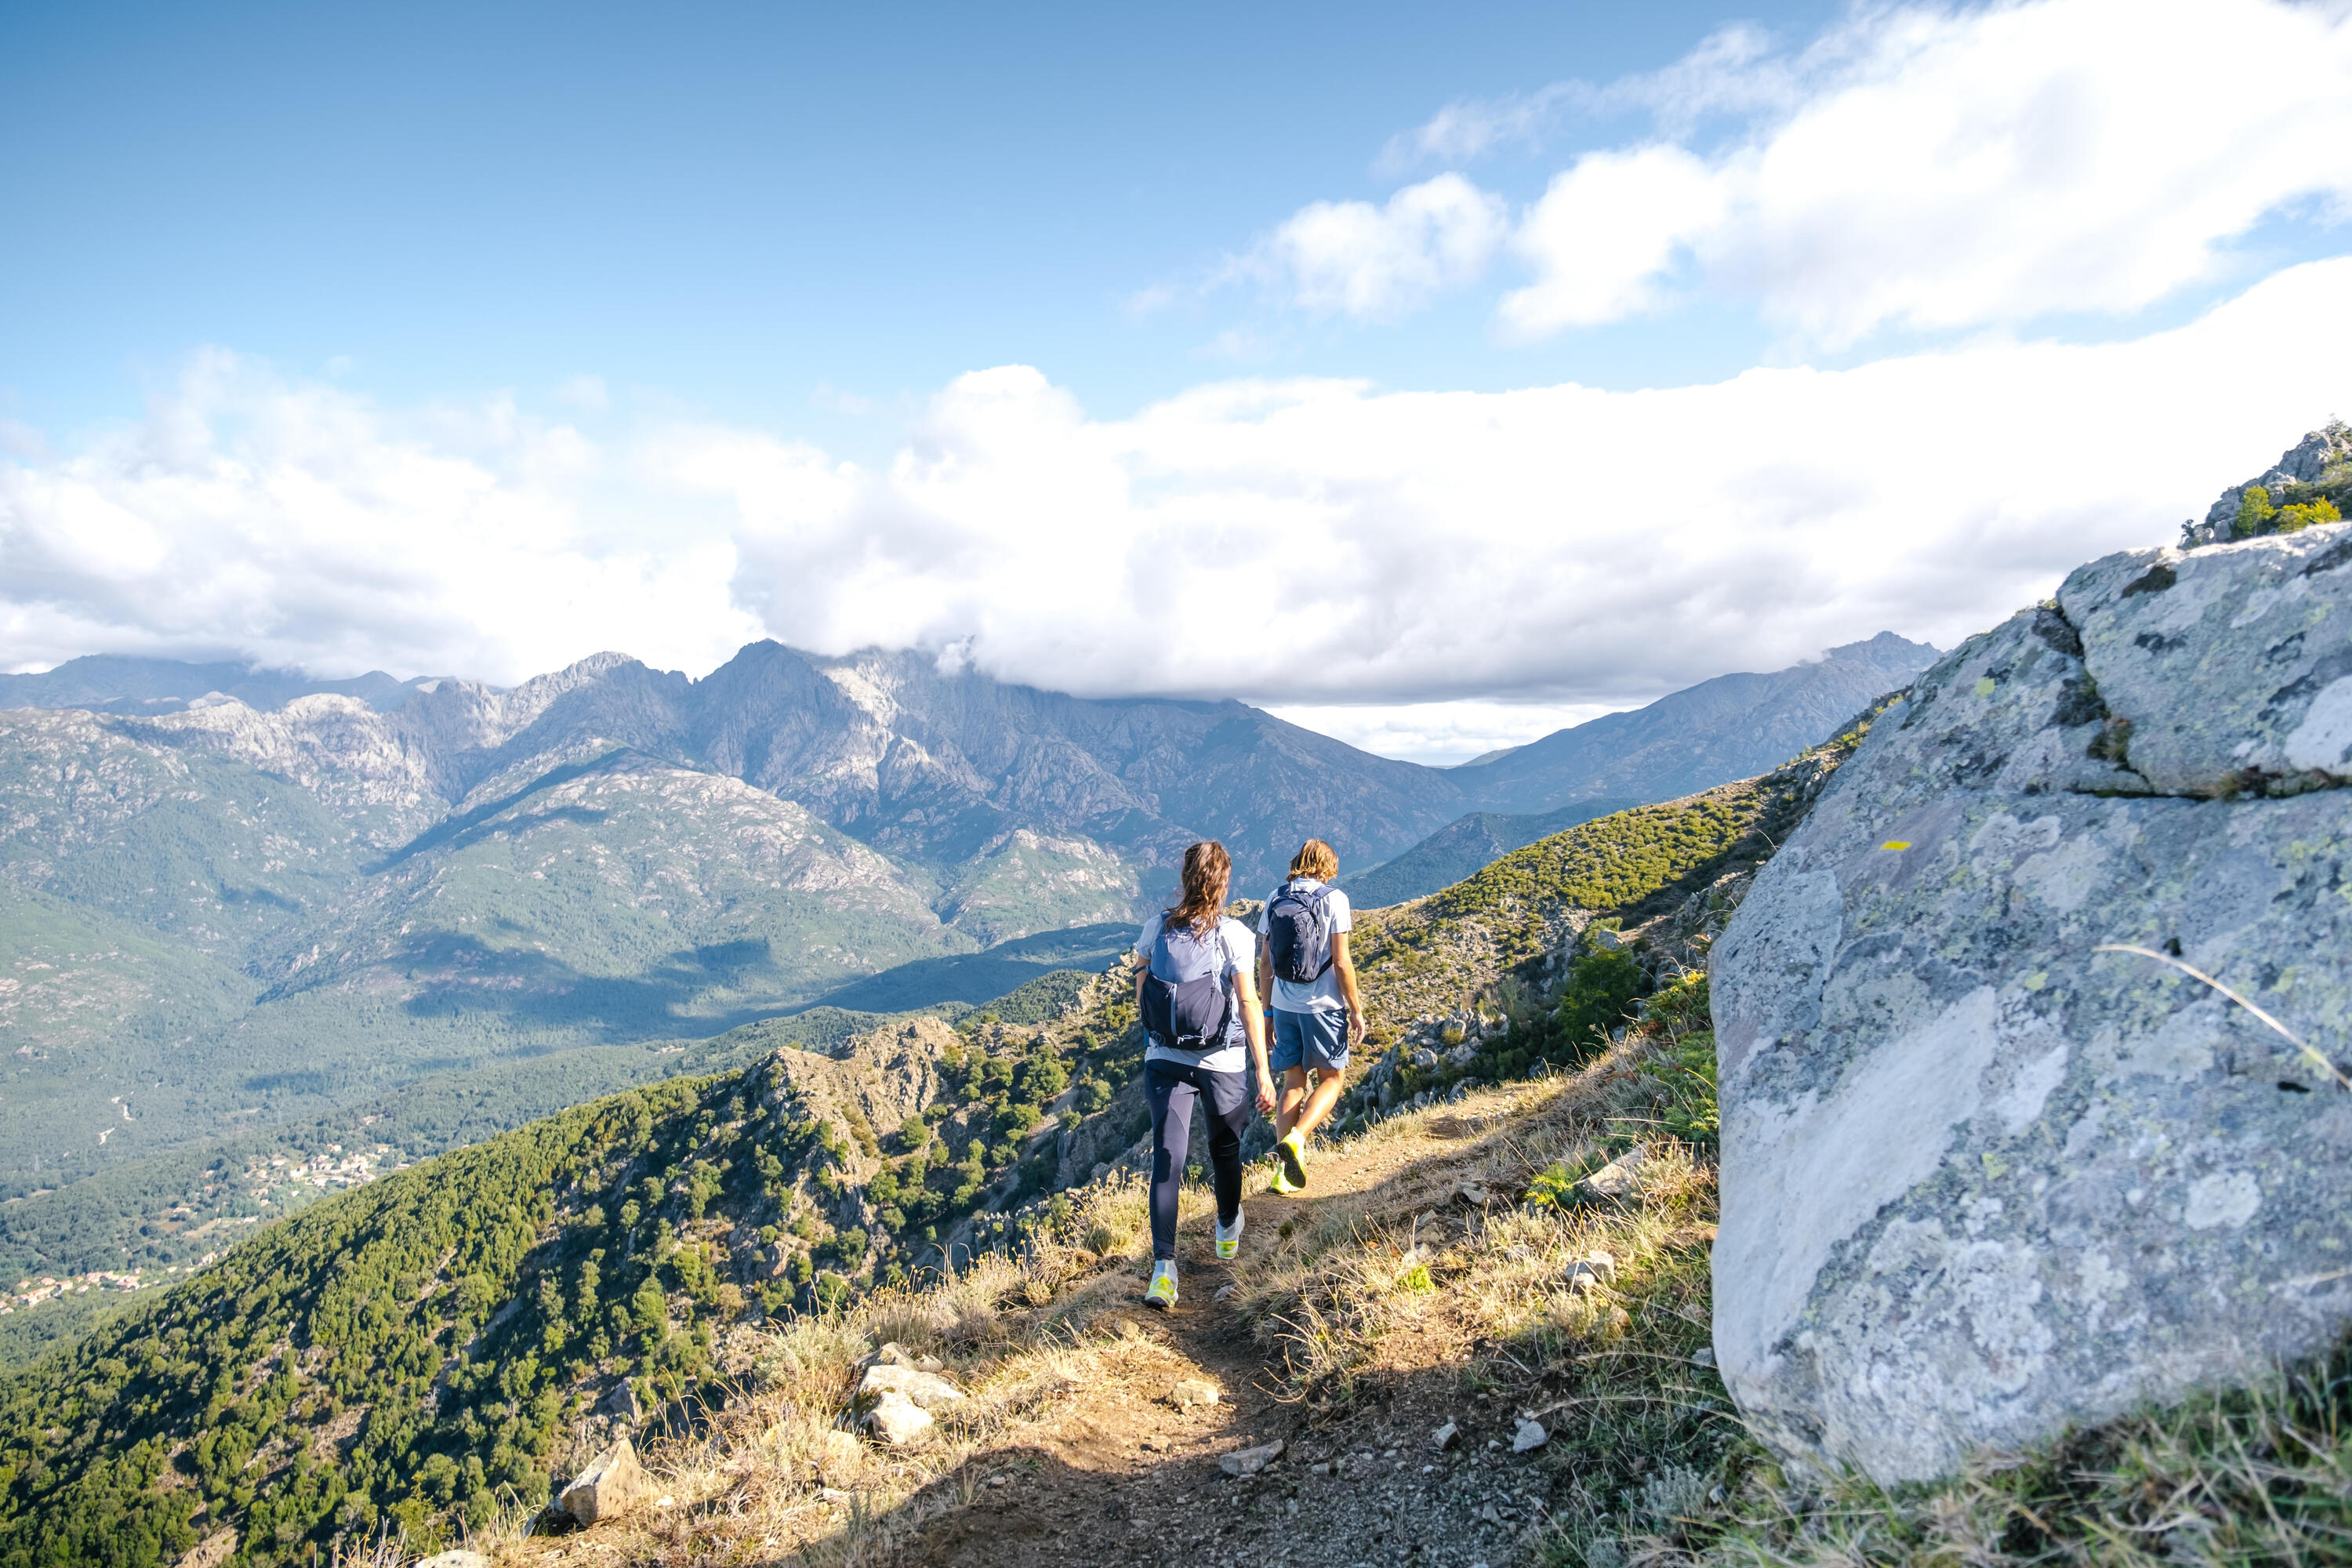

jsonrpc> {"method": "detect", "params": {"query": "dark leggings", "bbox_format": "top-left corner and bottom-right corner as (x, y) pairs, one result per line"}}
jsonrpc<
(1145, 1058), (1252, 1261)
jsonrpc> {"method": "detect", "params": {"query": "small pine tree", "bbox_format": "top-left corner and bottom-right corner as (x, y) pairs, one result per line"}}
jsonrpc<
(2234, 485), (2278, 537)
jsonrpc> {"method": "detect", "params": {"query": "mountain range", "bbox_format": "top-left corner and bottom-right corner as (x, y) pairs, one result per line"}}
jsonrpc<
(0, 630), (1932, 1269)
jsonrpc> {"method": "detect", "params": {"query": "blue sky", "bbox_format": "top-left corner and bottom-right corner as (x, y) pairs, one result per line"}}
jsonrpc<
(5, 0), (2352, 761)
(5, 0), (1836, 447)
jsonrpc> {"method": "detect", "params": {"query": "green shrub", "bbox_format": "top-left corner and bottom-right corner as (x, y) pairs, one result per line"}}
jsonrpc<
(1660, 1030), (1719, 1145)
(2279, 496), (2342, 532)
(1522, 1160), (1590, 1211)
(1555, 949), (1650, 1061)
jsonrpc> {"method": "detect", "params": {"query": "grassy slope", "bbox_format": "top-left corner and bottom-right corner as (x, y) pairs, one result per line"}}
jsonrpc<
(0, 947), (1133, 1566)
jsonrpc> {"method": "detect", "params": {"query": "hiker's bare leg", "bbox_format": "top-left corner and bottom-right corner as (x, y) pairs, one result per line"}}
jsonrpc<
(1276, 1065), (1310, 1140)
(1293, 1066), (1348, 1142)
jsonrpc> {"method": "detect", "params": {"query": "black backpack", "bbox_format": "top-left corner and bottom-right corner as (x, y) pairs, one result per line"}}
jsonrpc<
(1265, 881), (1335, 985)
(1140, 920), (1232, 1052)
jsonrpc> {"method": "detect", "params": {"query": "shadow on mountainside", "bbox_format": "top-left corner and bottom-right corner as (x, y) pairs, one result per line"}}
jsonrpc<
(792, 924), (1132, 1018)
(369, 749), (637, 870)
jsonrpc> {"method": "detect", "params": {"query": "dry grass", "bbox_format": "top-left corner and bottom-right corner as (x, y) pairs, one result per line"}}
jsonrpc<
(1212, 1020), (1731, 1566)
(1650, 1348), (2352, 1568)
(488, 1171), (1210, 1566)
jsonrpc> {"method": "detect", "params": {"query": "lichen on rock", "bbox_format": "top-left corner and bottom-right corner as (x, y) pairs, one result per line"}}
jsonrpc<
(1711, 519), (2352, 1485)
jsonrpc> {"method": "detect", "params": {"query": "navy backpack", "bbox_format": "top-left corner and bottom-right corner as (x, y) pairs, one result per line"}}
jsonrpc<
(1265, 881), (1335, 985)
(1140, 920), (1232, 1051)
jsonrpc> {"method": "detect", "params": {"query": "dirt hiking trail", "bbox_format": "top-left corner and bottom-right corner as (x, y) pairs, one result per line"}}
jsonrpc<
(893, 1107), (1603, 1568)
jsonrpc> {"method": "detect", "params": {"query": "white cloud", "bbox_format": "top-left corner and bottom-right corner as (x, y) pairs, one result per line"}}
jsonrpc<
(1677, 0), (2352, 343)
(5, 263), (2350, 721)
(0, 350), (763, 684)
(1327, 0), (2352, 342)
(1379, 82), (1586, 172)
(1377, 23), (1785, 170)
(1501, 144), (1727, 333)
(1241, 174), (1511, 321)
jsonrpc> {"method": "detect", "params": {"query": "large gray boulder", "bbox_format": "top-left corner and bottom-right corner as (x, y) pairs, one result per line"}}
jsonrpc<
(1711, 523), (2352, 1485)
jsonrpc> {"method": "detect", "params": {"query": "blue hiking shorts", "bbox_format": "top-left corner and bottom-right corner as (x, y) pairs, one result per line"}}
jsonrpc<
(1270, 1007), (1351, 1075)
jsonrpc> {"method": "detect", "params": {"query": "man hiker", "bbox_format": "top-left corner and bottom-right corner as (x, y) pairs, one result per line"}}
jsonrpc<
(1134, 839), (1276, 1309)
(1257, 837), (1364, 1193)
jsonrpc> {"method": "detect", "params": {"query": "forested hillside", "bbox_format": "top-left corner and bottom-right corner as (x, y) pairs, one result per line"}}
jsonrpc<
(0, 720), (1875, 1566)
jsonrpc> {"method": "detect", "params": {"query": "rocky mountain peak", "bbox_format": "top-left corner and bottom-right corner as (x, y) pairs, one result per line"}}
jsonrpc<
(2187, 421), (2352, 546)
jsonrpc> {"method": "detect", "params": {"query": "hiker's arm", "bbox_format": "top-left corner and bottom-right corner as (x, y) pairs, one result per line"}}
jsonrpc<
(1233, 966), (1276, 1113)
(1333, 931), (1366, 1043)
(1255, 933), (1272, 1004)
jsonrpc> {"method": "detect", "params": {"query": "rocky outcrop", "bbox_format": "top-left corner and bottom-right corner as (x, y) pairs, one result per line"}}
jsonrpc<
(1711, 522), (2352, 1484)
(2186, 423), (2352, 547)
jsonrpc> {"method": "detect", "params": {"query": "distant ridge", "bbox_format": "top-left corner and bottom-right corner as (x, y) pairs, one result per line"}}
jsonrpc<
(1340, 631), (1936, 907)
(1455, 631), (1936, 814)
(1343, 799), (1638, 908)
(0, 653), (428, 713)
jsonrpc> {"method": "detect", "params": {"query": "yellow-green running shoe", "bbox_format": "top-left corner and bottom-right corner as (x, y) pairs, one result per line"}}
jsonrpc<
(1275, 1130), (1308, 1191)
(1145, 1261), (1178, 1310)
(1267, 1164), (1301, 1196)
(1216, 1209), (1245, 1260)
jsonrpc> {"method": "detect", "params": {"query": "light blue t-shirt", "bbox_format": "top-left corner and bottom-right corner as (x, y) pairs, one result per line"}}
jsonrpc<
(1134, 913), (1254, 1073)
(1257, 879), (1354, 1014)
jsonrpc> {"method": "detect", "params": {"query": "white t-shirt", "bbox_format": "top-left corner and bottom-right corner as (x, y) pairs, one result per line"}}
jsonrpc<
(1257, 879), (1354, 1013)
(1134, 913), (1256, 1073)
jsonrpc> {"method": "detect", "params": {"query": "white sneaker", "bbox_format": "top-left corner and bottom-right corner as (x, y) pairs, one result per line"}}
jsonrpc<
(1216, 1209), (1245, 1261)
(1145, 1259), (1178, 1309)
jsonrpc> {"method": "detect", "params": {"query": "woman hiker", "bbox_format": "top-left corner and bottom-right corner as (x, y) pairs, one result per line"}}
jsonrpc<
(1134, 840), (1276, 1309)
(1256, 837), (1364, 1193)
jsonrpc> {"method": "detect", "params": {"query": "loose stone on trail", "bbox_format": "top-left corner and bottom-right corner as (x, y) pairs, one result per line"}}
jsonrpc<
(1566, 1250), (1618, 1293)
(1579, 1147), (1648, 1200)
(1512, 1418), (1549, 1453)
(1220, 1439), (1285, 1477)
(1432, 1421), (1460, 1450)
(1169, 1377), (1220, 1409)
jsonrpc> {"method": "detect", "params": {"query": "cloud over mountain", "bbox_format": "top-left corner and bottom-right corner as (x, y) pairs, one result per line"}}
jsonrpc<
(5, 262), (2351, 726)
